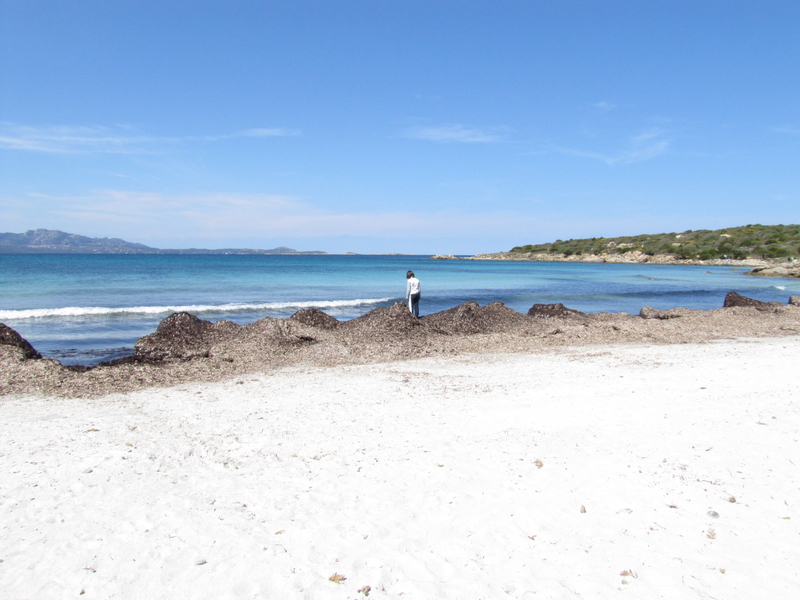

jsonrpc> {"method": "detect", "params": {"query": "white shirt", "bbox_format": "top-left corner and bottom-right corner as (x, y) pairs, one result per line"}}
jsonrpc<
(406, 277), (420, 299)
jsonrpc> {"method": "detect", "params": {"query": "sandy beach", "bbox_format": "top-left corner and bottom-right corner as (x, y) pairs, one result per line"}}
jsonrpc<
(2, 332), (798, 599)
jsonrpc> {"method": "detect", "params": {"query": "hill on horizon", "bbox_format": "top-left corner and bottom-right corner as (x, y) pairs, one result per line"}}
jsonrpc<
(0, 229), (325, 255)
(510, 224), (800, 261)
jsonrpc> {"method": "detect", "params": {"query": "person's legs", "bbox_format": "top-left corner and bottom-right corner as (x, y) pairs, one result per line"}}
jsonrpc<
(410, 293), (420, 317)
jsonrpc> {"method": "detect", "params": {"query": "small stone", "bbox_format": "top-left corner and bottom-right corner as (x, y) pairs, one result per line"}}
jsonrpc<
(580, 505), (586, 513)
(708, 510), (720, 518)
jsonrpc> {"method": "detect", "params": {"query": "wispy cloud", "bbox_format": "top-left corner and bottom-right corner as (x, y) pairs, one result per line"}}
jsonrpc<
(557, 128), (670, 165)
(9, 190), (541, 243)
(773, 125), (800, 135)
(241, 128), (300, 138)
(593, 101), (616, 110)
(404, 124), (505, 143)
(0, 123), (299, 153)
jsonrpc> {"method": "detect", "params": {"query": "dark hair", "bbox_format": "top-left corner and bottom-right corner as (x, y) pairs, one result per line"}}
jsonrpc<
(406, 270), (415, 278)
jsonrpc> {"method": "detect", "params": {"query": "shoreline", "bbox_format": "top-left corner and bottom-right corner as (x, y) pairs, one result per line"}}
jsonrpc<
(2, 336), (798, 598)
(2, 292), (800, 398)
(430, 252), (800, 277)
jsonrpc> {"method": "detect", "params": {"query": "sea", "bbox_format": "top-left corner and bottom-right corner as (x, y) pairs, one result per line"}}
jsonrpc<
(1, 253), (798, 366)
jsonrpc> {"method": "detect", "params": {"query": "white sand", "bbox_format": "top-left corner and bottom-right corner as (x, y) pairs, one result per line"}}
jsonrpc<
(2, 337), (798, 599)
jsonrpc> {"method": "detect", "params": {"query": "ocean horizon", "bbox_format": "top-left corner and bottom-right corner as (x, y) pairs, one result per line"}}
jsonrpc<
(2, 253), (798, 365)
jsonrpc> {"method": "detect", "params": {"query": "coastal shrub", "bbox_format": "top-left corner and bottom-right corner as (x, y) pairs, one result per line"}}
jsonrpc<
(698, 248), (719, 260)
(507, 223), (800, 260)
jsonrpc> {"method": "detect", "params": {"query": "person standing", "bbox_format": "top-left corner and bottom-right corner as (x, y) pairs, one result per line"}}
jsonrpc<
(406, 270), (421, 317)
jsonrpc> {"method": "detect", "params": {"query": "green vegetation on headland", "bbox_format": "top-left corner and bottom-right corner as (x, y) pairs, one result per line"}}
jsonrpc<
(430, 224), (800, 277)
(510, 224), (800, 261)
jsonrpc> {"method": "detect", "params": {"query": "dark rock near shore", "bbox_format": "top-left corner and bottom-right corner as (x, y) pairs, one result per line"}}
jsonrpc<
(0, 323), (42, 360)
(723, 292), (783, 312)
(528, 303), (586, 319)
(790, 296), (800, 306)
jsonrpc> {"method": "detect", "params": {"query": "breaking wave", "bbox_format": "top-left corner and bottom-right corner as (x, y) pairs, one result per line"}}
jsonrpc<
(0, 298), (395, 320)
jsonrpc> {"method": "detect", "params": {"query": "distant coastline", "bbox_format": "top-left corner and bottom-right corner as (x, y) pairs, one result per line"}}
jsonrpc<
(431, 223), (800, 279)
(429, 251), (800, 278)
(0, 229), (327, 255)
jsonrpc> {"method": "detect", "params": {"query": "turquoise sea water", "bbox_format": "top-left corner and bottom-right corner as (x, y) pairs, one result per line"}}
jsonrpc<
(1, 253), (797, 365)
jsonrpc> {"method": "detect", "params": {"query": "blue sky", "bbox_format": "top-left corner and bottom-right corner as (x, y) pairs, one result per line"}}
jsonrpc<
(1, 1), (798, 254)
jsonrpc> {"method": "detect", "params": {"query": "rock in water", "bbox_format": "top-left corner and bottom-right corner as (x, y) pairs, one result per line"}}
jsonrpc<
(0, 323), (42, 359)
(722, 292), (782, 311)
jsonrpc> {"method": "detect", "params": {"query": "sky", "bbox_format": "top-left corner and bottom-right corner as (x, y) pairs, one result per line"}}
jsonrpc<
(1, 0), (798, 254)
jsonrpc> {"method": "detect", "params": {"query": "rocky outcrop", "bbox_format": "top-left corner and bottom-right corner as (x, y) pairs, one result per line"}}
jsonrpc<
(744, 264), (800, 279)
(432, 251), (772, 268)
(722, 292), (784, 312)
(528, 303), (586, 319)
(0, 323), (42, 360)
(790, 296), (800, 306)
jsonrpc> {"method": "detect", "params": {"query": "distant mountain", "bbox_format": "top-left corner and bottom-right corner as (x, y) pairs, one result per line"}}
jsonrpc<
(0, 229), (327, 254)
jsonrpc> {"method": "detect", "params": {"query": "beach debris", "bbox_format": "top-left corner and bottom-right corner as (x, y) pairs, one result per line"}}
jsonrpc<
(534, 459), (544, 469)
(290, 308), (341, 330)
(620, 570), (637, 578)
(706, 528), (716, 539)
(358, 585), (371, 596)
(580, 505), (587, 513)
(329, 573), (347, 584)
(528, 303), (585, 319)
(195, 559), (207, 566)
(617, 508), (633, 514)
(708, 510), (720, 518)
(274, 530), (285, 535)
(728, 496), (736, 503)
(0, 323), (42, 360)
(639, 306), (685, 319)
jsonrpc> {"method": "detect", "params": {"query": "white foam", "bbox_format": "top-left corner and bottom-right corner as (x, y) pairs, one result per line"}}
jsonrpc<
(0, 298), (394, 320)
